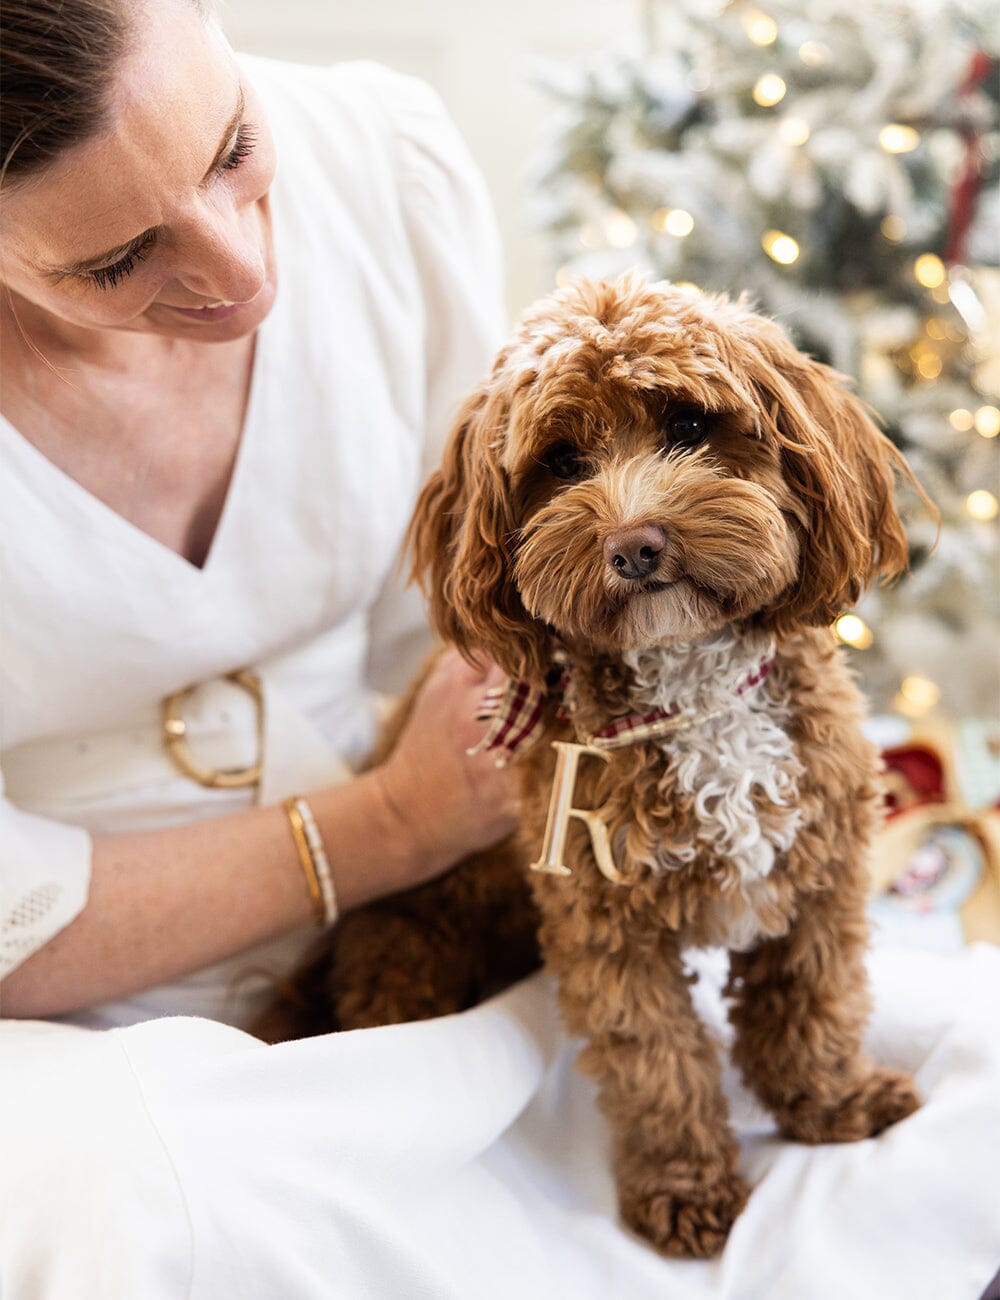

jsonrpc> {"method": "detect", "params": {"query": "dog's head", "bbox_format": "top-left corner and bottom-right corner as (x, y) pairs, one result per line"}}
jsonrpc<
(410, 273), (919, 683)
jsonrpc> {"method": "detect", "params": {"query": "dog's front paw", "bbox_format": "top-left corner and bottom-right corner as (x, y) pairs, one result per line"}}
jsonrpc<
(620, 1169), (749, 1259)
(778, 1067), (921, 1144)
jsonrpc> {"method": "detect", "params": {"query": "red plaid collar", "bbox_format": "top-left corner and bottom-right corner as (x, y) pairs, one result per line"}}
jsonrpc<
(471, 656), (773, 766)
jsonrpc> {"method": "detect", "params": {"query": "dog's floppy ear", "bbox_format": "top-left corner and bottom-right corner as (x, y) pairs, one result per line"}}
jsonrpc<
(407, 382), (552, 683)
(743, 319), (921, 630)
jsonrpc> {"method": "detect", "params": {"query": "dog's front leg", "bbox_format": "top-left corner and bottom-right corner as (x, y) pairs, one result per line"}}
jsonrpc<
(727, 857), (921, 1143)
(535, 877), (748, 1258)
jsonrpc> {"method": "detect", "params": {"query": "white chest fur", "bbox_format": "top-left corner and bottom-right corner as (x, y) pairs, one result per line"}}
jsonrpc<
(621, 629), (803, 898)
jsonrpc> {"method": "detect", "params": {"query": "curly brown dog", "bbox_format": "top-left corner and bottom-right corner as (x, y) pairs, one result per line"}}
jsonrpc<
(256, 273), (925, 1259)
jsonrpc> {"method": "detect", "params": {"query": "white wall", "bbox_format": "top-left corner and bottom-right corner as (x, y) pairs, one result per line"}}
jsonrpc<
(220, 0), (639, 320)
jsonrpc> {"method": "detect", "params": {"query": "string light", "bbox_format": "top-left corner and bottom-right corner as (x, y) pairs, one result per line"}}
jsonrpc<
(896, 674), (941, 717)
(925, 319), (947, 340)
(913, 254), (946, 288)
(967, 490), (999, 521)
(578, 222), (602, 250)
(798, 41), (830, 66)
(949, 408), (974, 431)
(778, 117), (810, 146)
(753, 73), (787, 107)
(974, 406), (1000, 438)
(673, 281), (702, 294)
(878, 124), (921, 153)
(604, 210), (638, 248)
(762, 229), (800, 264)
(880, 214), (906, 241)
(742, 9), (778, 45)
(834, 614), (874, 649)
(652, 207), (695, 237)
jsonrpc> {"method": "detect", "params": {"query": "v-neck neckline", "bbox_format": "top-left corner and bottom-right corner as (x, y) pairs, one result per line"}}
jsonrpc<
(0, 316), (270, 578)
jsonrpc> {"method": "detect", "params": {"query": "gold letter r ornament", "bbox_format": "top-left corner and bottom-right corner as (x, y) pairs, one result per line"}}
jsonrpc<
(530, 742), (626, 884)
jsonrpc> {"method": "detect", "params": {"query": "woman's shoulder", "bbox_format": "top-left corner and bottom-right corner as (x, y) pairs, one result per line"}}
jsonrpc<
(238, 54), (473, 202)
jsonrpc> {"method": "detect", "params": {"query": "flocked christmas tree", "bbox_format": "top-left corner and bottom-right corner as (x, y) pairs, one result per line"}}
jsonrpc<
(528, 0), (1000, 718)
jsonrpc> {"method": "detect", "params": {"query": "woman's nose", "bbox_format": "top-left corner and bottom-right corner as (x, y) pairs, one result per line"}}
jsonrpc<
(175, 201), (267, 304)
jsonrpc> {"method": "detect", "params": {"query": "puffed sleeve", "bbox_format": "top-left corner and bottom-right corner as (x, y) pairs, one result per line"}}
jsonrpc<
(362, 68), (508, 693)
(0, 765), (91, 985)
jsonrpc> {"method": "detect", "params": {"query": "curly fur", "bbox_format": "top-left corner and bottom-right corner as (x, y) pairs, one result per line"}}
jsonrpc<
(257, 274), (928, 1259)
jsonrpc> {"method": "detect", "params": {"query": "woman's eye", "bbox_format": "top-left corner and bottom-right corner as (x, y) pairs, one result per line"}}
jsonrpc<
(82, 125), (257, 292)
(544, 442), (585, 481)
(665, 408), (712, 449)
(86, 233), (156, 290)
(220, 123), (257, 172)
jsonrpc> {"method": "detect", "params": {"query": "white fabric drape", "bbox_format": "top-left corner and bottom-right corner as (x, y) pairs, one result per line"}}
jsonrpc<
(2, 946), (998, 1299)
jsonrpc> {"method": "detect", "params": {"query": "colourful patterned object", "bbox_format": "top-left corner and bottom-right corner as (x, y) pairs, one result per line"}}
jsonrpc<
(870, 719), (1000, 950)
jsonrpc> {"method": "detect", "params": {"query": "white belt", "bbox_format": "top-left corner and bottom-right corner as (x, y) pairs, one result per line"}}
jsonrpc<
(3, 620), (379, 830)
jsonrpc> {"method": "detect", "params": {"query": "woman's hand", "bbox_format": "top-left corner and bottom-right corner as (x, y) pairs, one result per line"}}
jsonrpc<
(373, 650), (519, 885)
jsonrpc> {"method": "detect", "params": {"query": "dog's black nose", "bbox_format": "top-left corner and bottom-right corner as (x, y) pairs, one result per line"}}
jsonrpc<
(603, 524), (666, 580)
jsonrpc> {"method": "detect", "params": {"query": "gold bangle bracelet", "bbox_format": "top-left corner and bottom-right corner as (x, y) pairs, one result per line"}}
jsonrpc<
(283, 796), (325, 926)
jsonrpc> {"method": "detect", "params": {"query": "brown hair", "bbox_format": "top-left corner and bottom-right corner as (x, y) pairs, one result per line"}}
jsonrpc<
(0, 0), (135, 185)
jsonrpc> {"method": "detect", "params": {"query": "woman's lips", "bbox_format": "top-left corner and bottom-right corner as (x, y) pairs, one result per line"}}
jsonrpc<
(162, 300), (248, 322)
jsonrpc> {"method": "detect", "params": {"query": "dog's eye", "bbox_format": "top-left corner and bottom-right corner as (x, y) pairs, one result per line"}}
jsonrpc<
(544, 441), (585, 481)
(664, 408), (712, 450)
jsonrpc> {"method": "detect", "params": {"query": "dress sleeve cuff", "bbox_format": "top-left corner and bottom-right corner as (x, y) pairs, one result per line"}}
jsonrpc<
(1, 795), (92, 982)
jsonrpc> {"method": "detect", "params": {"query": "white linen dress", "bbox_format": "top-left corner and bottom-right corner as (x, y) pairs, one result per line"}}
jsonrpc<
(1, 56), (999, 1300)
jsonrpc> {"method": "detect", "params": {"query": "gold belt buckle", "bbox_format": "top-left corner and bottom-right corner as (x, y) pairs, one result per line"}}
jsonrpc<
(161, 669), (264, 789)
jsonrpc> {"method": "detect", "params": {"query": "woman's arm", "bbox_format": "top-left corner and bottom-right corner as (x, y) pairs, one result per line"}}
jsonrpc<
(0, 652), (516, 1019)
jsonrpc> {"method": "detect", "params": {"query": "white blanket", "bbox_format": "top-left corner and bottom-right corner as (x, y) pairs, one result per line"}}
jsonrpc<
(2, 944), (999, 1300)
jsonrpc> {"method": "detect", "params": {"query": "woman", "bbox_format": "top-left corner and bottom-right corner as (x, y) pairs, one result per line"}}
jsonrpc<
(0, 2), (529, 1291)
(0, 0), (516, 1030)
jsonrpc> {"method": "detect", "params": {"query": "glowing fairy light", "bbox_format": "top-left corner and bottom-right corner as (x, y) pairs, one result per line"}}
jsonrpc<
(742, 9), (778, 45)
(974, 406), (1000, 438)
(753, 73), (787, 107)
(762, 229), (800, 264)
(880, 215), (906, 241)
(966, 490), (999, 521)
(834, 614), (874, 649)
(949, 408), (974, 431)
(899, 674), (941, 712)
(798, 41), (830, 66)
(605, 210), (638, 248)
(913, 254), (946, 288)
(578, 222), (602, 250)
(652, 207), (694, 237)
(878, 124), (921, 153)
(778, 116), (810, 146)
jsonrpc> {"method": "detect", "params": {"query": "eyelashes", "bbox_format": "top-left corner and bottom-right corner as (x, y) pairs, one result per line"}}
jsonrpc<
(219, 122), (257, 172)
(87, 231), (156, 291)
(85, 123), (259, 291)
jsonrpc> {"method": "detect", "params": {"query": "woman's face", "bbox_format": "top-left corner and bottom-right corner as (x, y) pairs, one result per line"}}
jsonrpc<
(0, 2), (277, 344)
